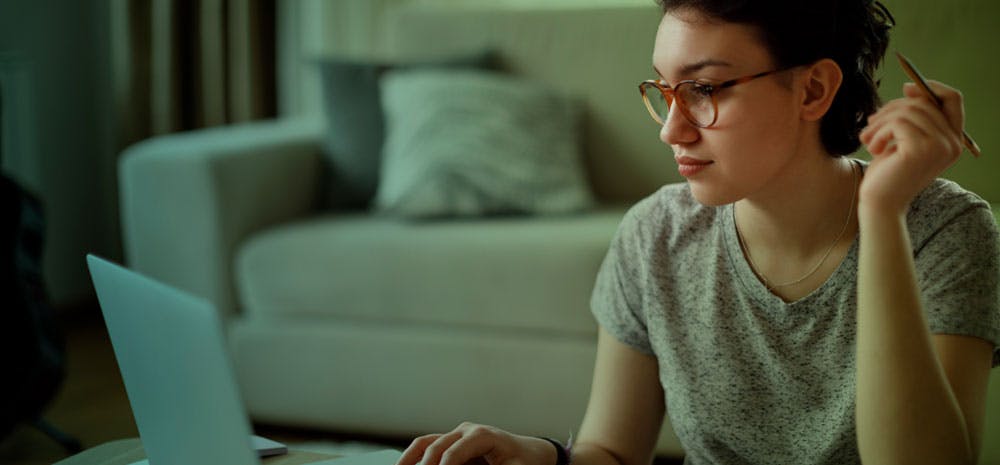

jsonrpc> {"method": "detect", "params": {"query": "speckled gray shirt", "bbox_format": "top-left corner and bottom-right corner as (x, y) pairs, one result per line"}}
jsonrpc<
(590, 174), (1000, 465)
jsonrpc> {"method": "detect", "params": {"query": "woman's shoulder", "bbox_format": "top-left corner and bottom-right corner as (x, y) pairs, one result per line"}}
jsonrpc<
(910, 177), (992, 222)
(616, 182), (720, 246)
(907, 177), (998, 249)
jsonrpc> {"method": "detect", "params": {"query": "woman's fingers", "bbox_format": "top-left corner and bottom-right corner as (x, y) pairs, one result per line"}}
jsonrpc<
(866, 117), (921, 157)
(398, 434), (443, 465)
(440, 427), (504, 465)
(397, 423), (519, 465)
(422, 431), (466, 465)
(898, 92), (965, 157)
(903, 80), (966, 136)
(858, 80), (969, 212)
(862, 98), (962, 160)
(866, 111), (957, 161)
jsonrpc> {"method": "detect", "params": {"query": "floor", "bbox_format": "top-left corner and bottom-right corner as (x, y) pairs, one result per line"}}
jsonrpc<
(0, 308), (139, 465)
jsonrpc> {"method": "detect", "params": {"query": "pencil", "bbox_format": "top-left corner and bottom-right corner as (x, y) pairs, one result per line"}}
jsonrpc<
(895, 51), (982, 157)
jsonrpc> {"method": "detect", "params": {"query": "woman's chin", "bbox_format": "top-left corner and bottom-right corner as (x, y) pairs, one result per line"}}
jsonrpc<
(687, 181), (737, 207)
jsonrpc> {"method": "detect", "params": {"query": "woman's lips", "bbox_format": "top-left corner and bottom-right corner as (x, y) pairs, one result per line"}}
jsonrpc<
(675, 156), (713, 177)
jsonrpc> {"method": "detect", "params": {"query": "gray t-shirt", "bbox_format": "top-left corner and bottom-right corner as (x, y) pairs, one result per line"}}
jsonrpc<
(590, 173), (1000, 465)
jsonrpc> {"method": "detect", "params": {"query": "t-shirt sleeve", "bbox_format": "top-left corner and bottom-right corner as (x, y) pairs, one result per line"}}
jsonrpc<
(590, 208), (655, 355)
(914, 201), (1000, 367)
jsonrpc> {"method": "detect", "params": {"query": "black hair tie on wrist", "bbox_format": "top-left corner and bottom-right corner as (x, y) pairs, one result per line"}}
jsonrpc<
(540, 437), (570, 465)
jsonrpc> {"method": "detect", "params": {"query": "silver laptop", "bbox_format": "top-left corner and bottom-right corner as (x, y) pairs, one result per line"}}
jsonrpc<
(87, 254), (275, 465)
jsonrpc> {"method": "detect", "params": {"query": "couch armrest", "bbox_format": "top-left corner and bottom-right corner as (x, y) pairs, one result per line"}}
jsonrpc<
(119, 117), (325, 318)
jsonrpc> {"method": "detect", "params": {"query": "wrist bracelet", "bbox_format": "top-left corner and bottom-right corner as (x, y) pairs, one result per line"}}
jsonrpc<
(540, 437), (571, 465)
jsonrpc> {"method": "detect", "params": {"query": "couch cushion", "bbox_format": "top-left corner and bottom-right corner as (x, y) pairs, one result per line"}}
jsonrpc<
(375, 68), (593, 218)
(235, 209), (626, 335)
(315, 51), (497, 210)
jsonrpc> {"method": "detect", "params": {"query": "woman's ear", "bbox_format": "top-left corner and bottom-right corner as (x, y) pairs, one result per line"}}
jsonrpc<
(800, 58), (843, 121)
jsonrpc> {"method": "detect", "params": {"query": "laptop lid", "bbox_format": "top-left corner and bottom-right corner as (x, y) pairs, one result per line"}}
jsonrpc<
(87, 254), (260, 465)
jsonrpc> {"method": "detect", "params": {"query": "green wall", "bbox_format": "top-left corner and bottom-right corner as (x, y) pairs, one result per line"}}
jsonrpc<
(876, 0), (1000, 202)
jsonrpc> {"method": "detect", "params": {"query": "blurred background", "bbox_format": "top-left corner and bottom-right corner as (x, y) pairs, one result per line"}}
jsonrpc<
(1, 1), (998, 464)
(1, 0), (998, 318)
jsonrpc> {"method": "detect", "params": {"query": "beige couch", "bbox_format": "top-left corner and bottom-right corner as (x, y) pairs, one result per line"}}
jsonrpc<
(119, 2), (1000, 461)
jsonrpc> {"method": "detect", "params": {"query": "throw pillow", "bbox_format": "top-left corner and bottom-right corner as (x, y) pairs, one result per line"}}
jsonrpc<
(375, 68), (595, 219)
(315, 52), (497, 210)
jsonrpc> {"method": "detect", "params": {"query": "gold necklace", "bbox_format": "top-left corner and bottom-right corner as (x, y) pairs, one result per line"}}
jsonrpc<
(734, 160), (859, 290)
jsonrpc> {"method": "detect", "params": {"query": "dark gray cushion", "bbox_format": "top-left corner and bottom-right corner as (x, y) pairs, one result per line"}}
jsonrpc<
(315, 51), (497, 210)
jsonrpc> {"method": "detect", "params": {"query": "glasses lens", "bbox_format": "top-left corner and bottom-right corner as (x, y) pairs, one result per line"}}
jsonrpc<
(676, 83), (714, 127)
(641, 83), (670, 124)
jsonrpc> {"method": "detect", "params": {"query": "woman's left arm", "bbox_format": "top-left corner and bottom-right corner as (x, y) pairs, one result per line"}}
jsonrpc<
(855, 81), (995, 465)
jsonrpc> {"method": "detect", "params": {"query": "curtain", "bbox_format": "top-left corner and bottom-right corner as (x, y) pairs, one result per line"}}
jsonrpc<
(110, 0), (276, 147)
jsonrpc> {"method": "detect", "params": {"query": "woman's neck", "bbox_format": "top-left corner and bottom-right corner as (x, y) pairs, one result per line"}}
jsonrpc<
(734, 153), (860, 262)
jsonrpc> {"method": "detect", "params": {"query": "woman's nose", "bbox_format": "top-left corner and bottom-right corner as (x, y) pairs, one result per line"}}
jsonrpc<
(660, 105), (699, 146)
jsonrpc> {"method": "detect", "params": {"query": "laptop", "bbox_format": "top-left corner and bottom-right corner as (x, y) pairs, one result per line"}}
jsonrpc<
(86, 254), (288, 465)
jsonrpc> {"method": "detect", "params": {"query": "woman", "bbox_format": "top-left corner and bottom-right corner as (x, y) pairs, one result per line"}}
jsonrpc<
(395, 1), (1000, 464)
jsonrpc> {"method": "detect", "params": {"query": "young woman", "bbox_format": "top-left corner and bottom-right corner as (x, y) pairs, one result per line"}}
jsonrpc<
(394, 1), (999, 464)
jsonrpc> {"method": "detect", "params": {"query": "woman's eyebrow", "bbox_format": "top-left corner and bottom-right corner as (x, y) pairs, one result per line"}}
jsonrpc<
(653, 59), (734, 80)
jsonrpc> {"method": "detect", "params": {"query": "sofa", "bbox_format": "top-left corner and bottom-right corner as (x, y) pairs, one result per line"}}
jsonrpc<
(119, 1), (1000, 461)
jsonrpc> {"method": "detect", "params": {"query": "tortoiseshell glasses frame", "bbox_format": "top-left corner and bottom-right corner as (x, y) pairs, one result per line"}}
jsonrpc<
(638, 66), (798, 128)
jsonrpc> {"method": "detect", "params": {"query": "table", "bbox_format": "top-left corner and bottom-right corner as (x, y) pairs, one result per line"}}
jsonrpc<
(54, 438), (339, 465)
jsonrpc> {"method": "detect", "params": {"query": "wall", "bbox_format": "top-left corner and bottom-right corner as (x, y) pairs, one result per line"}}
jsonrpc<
(878, 0), (1000, 202)
(278, 0), (404, 118)
(277, 0), (653, 118)
(0, 0), (119, 307)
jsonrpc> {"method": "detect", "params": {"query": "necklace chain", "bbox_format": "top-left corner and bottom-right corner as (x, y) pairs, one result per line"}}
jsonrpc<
(734, 160), (859, 290)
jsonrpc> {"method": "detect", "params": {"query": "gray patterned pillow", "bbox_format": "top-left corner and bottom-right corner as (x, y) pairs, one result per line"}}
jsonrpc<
(315, 52), (496, 210)
(375, 68), (594, 218)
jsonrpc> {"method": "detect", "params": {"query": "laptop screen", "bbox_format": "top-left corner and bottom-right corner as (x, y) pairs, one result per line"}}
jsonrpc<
(87, 255), (260, 465)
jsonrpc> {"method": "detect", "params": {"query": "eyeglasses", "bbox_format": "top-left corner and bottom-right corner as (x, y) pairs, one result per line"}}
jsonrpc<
(638, 67), (796, 128)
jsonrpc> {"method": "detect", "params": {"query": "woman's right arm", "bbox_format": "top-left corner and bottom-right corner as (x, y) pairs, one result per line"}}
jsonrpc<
(395, 327), (665, 465)
(574, 327), (665, 465)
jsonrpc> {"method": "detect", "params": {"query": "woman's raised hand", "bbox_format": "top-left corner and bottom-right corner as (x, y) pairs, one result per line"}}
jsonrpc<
(859, 80), (967, 214)
(395, 423), (556, 465)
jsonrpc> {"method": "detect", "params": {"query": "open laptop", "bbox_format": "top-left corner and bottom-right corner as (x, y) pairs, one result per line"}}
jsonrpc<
(86, 254), (288, 465)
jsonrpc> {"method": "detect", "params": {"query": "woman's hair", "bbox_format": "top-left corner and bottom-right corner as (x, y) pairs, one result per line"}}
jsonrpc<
(656, 0), (894, 156)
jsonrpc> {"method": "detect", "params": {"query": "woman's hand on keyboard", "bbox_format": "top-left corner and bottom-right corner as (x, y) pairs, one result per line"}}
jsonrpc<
(395, 422), (556, 465)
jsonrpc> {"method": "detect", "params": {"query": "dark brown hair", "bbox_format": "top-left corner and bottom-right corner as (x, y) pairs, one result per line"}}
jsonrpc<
(656, 0), (894, 156)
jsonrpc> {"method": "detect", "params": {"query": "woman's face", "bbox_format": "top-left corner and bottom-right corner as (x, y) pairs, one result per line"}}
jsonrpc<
(653, 9), (806, 206)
